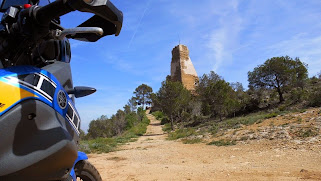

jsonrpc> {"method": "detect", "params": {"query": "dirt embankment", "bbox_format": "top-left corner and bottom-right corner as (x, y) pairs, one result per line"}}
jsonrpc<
(88, 113), (321, 181)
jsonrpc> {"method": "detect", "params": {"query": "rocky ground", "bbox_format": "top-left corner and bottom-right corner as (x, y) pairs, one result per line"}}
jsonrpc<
(217, 108), (321, 148)
(88, 110), (321, 180)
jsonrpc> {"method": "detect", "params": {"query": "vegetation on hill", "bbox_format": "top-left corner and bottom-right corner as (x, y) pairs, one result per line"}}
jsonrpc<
(81, 55), (321, 150)
(133, 84), (153, 109)
(248, 56), (308, 103)
(79, 84), (153, 153)
(79, 114), (150, 153)
(151, 56), (321, 144)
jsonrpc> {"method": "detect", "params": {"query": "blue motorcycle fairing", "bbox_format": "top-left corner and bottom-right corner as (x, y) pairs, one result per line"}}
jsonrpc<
(0, 65), (81, 135)
(70, 151), (89, 180)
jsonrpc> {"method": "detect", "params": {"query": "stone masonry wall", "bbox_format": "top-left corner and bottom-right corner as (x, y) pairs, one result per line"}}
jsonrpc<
(170, 44), (199, 91)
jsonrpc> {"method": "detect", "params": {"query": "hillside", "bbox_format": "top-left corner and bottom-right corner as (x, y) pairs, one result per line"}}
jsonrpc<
(88, 109), (321, 180)
(212, 108), (321, 147)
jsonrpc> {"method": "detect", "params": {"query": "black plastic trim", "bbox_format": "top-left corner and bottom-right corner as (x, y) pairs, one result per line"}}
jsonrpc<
(0, 99), (78, 180)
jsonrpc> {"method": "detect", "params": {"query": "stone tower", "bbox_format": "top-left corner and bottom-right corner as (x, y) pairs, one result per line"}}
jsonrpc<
(170, 44), (198, 91)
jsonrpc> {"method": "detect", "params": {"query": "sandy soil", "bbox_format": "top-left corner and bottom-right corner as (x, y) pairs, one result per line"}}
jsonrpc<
(88, 114), (321, 181)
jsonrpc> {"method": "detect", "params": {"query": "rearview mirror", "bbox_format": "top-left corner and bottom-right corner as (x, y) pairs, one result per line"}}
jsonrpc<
(67, 86), (96, 98)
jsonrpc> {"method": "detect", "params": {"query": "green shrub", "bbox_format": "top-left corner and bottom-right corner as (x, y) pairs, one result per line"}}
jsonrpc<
(79, 115), (150, 153)
(78, 137), (118, 153)
(264, 112), (278, 119)
(167, 128), (196, 140)
(289, 88), (308, 103)
(239, 136), (249, 141)
(162, 123), (172, 132)
(208, 139), (236, 146)
(206, 111), (286, 137)
(278, 105), (286, 112)
(211, 124), (219, 135)
(151, 111), (169, 125)
(78, 142), (90, 153)
(152, 111), (165, 120)
(295, 128), (318, 138)
(182, 138), (202, 144)
(308, 90), (321, 107)
(224, 113), (265, 127)
(125, 113), (139, 129)
(223, 111), (282, 128)
(127, 115), (150, 136)
(181, 111), (192, 122)
(161, 117), (170, 125)
(239, 114), (263, 125)
(224, 119), (241, 129)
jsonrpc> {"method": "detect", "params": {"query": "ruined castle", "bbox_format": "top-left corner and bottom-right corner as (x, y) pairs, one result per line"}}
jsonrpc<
(170, 44), (199, 91)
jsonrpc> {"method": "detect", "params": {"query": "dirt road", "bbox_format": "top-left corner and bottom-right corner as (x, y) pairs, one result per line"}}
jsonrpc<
(88, 114), (321, 180)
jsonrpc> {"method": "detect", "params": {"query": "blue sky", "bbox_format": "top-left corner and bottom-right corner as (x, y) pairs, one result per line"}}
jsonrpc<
(60, 0), (321, 132)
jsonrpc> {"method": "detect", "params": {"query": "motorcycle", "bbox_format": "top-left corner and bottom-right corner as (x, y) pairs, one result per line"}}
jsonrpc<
(0, 0), (122, 180)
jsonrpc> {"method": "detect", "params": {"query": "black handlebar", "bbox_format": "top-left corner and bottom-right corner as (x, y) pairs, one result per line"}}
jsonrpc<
(6, 0), (122, 43)
(35, 0), (74, 24)
(34, 0), (123, 39)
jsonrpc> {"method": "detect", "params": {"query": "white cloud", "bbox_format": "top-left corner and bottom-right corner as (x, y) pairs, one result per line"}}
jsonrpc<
(128, 0), (152, 48)
(205, 0), (243, 72)
(100, 53), (140, 75)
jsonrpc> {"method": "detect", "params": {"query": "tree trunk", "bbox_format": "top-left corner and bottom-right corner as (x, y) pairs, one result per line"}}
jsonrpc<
(219, 108), (223, 122)
(276, 86), (284, 103)
(142, 93), (145, 110)
(275, 76), (284, 103)
(170, 115), (174, 130)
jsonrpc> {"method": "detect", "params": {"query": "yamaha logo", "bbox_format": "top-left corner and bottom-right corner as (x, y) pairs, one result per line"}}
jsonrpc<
(57, 90), (67, 109)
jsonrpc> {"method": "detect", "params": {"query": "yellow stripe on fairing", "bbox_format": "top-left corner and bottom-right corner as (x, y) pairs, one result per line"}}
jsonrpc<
(0, 81), (38, 112)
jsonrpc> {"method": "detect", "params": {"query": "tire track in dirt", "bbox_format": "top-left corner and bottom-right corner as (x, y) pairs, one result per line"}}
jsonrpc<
(88, 114), (321, 181)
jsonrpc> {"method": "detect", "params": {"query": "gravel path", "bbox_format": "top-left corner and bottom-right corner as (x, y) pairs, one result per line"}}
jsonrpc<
(88, 114), (321, 181)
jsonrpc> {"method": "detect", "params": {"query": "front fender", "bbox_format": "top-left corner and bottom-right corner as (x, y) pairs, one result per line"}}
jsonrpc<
(70, 151), (88, 180)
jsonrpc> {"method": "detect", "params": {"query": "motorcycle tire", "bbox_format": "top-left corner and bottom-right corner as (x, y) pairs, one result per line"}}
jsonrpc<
(74, 160), (102, 181)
